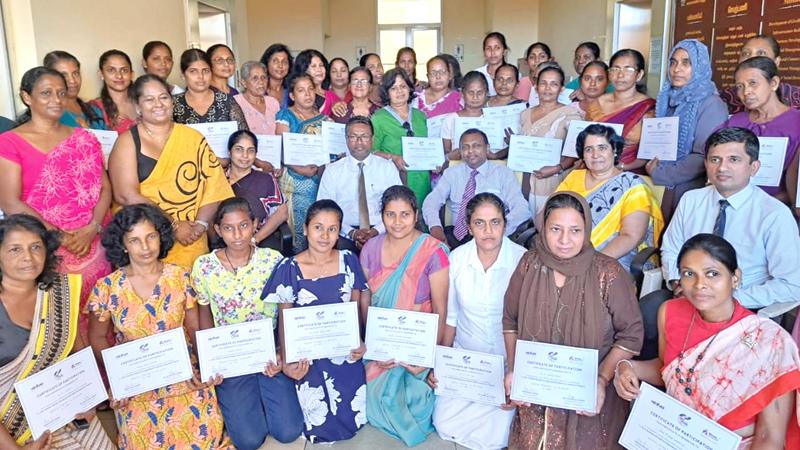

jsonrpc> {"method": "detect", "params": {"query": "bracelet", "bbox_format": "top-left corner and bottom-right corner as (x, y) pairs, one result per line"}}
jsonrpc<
(614, 359), (633, 376)
(195, 220), (209, 231)
(91, 220), (102, 234)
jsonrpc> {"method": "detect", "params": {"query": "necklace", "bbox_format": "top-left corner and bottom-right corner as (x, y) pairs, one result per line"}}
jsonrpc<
(141, 122), (173, 146)
(223, 245), (253, 275)
(674, 313), (722, 396)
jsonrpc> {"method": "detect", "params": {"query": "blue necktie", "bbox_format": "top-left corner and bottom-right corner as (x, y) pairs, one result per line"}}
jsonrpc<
(713, 200), (729, 237)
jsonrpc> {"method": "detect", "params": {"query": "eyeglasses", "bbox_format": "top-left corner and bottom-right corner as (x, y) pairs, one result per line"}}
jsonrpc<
(402, 122), (414, 137)
(427, 70), (448, 79)
(347, 134), (371, 142)
(351, 79), (370, 86)
(608, 66), (638, 75)
(213, 58), (236, 65)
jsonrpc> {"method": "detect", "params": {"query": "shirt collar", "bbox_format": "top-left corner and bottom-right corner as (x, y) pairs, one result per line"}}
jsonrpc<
(463, 160), (489, 176)
(713, 182), (754, 210)
(466, 237), (517, 272)
(348, 153), (372, 166)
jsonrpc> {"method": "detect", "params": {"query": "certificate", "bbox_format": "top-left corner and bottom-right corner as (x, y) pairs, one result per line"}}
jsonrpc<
(434, 346), (506, 406)
(562, 120), (624, 158)
(507, 135), (564, 172)
(401, 137), (445, 171)
(364, 306), (439, 368)
(558, 88), (575, 105)
(186, 121), (238, 158)
(454, 117), (504, 150)
(196, 319), (277, 381)
(255, 134), (282, 169)
(86, 129), (118, 167)
(101, 327), (193, 400)
(482, 103), (527, 134)
(638, 116), (679, 161)
(510, 340), (598, 412)
(282, 132), (328, 166)
(753, 136), (788, 187)
(427, 115), (447, 138)
(282, 302), (361, 363)
(618, 383), (741, 450)
(14, 348), (107, 439)
(322, 121), (347, 161)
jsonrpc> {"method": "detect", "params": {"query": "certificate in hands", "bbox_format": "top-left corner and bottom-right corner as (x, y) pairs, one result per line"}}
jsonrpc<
(454, 117), (504, 150)
(401, 137), (445, 171)
(14, 348), (108, 439)
(482, 103), (527, 134)
(434, 346), (506, 406)
(364, 306), (439, 368)
(638, 117), (679, 161)
(282, 132), (329, 166)
(753, 136), (788, 187)
(427, 115), (447, 138)
(196, 319), (277, 381)
(322, 121), (347, 161)
(507, 135), (564, 172)
(187, 121), (239, 158)
(255, 134), (283, 169)
(562, 120), (624, 158)
(101, 327), (193, 400)
(510, 340), (598, 412)
(282, 302), (361, 363)
(86, 129), (118, 168)
(618, 383), (741, 450)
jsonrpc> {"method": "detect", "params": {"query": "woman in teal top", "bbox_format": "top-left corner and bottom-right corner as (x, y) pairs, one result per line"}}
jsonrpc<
(371, 69), (429, 205)
(43, 51), (106, 129)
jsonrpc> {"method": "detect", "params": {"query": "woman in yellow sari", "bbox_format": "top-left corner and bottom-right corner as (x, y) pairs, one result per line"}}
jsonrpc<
(557, 124), (663, 271)
(0, 214), (114, 449)
(109, 74), (233, 269)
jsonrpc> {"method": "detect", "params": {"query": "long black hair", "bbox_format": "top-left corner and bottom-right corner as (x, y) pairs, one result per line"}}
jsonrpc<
(43, 50), (102, 125)
(98, 49), (133, 128)
(16, 66), (65, 124)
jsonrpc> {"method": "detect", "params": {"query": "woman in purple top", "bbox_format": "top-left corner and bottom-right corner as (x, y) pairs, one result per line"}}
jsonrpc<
(411, 55), (463, 121)
(721, 56), (800, 213)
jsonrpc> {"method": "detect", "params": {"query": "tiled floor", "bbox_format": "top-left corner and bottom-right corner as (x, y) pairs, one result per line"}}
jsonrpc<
(98, 410), (461, 449)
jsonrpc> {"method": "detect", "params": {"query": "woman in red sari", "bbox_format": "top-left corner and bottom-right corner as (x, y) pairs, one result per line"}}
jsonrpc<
(614, 233), (800, 449)
(586, 49), (655, 174)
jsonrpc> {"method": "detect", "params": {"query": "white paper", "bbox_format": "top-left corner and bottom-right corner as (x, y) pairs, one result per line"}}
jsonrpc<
(196, 319), (277, 381)
(562, 120), (625, 158)
(101, 327), (193, 400)
(282, 302), (361, 363)
(401, 137), (445, 171)
(186, 121), (238, 158)
(434, 346), (506, 406)
(454, 117), (504, 150)
(427, 115), (447, 138)
(322, 121), (347, 161)
(282, 132), (328, 166)
(255, 134), (282, 169)
(754, 136), (788, 187)
(619, 383), (742, 450)
(510, 340), (598, 412)
(86, 129), (118, 168)
(558, 88), (575, 105)
(507, 135), (564, 172)
(482, 103), (527, 134)
(364, 306), (439, 368)
(14, 348), (107, 439)
(638, 116), (679, 161)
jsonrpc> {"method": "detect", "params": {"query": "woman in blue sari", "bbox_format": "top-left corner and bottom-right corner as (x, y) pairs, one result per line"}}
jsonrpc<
(276, 73), (328, 252)
(359, 186), (449, 446)
(43, 51), (105, 129)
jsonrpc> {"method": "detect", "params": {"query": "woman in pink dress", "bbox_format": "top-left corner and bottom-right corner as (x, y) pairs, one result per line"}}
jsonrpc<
(90, 49), (138, 133)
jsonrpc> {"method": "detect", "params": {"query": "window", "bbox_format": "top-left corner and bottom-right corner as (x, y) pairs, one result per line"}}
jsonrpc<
(377, 0), (441, 82)
(0, 3), (15, 119)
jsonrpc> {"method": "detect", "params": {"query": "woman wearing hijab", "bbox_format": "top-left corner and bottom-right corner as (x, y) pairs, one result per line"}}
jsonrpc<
(645, 39), (728, 223)
(502, 192), (643, 449)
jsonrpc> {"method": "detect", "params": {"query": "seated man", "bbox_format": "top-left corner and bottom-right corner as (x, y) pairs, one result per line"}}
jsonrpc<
(639, 127), (800, 357)
(317, 115), (401, 252)
(422, 128), (528, 248)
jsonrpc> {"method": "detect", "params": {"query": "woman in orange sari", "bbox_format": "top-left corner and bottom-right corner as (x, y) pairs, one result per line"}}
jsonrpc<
(586, 49), (655, 174)
(614, 233), (800, 449)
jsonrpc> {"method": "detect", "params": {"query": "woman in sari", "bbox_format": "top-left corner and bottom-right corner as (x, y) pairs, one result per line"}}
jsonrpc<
(109, 74), (233, 269)
(0, 66), (112, 342)
(0, 215), (115, 450)
(573, 61), (610, 116)
(503, 192), (643, 450)
(412, 55), (463, 121)
(262, 200), (368, 443)
(88, 204), (233, 450)
(614, 233), (800, 449)
(359, 185), (449, 446)
(586, 49), (655, 174)
(43, 51), (105, 129)
(275, 73), (328, 253)
(90, 49), (138, 133)
(556, 124), (663, 271)
(519, 65), (583, 215)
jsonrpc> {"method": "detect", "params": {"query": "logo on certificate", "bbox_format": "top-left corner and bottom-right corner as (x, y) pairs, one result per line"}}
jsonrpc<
(547, 351), (558, 362)
(397, 316), (406, 324)
(54, 369), (63, 380)
(702, 429), (720, 442)
(678, 413), (692, 426)
(230, 329), (239, 339)
(139, 343), (149, 352)
(462, 355), (471, 364)
(316, 311), (325, 319)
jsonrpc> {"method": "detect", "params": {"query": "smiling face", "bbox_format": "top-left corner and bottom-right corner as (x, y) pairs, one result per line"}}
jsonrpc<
(388, 75), (411, 107)
(484, 36), (507, 66)
(122, 220), (161, 267)
(216, 208), (256, 252)
(229, 134), (257, 171)
(50, 59), (82, 99)
(183, 60), (211, 93)
(460, 132), (488, 169)
(346, 122), (373, 161)
(382, 199), (417, 240)
(580, 64), (608, 99)
(469, 202), (505, 252)
(243, 65), (267, 96)
(210, 47), (236, 80)
(705, 142), (760, 197)
(734, 67), (779, 111)
(135, 79), (174, 125)
(267, 51), (290, 81)
(304, 210), (341, 253)
(23, 74), (67, 121)
(493, 65), (518, 97)
(365, 55), (384, 84)
(679, 248), (738, 317)
(143, 45), (174, 80)
(582, 134), (615, 174)
(573, 46), (595, 74)
(0, 229), (46, 285)
(290, 77), (316, 109)
(307, 55), (326, 88)
(669, 48), (693, 89)
(100, 55), (134, 93)
(349, 70), (371, 100)
(329, 60), (349, 89)
(535, 69), (563, 104)
(543, 207), (585, 259)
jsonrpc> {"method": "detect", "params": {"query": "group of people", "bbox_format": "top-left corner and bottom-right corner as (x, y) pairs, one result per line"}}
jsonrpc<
(1, 29), (800, 450)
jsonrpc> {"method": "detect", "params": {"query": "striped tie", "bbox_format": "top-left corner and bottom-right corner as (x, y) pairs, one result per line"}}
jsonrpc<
(454, 169), (479, 240)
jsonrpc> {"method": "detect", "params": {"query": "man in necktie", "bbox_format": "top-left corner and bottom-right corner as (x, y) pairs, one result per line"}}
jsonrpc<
(422, 128), (529, 249)
(317, 116), (402, 253)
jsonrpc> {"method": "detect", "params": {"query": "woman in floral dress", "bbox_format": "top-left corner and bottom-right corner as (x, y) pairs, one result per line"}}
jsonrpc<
(262, 199), (368, 443)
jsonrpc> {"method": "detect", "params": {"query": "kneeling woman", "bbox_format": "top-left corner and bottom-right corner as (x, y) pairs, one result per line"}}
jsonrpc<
(614, 233), (800, 448)
(192, 198), (303, 449)
(431, 193), (525, 449)
(88, 204), (233, 449)
(262, 200), (368, 443)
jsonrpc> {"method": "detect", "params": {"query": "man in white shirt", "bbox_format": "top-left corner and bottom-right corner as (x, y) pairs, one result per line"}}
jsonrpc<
(317, 116), (402, 252)
(422, 128), (529, 248)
